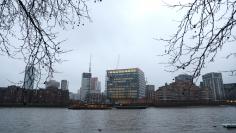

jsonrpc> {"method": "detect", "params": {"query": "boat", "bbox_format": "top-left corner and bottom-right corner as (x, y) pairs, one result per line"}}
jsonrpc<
(68, 103), (112, 110)
(115, 105), (148, 109)
(222, 123), (236, 128)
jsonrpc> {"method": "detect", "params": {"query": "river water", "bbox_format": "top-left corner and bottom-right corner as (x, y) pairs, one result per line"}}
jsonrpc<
(0, 106), (236, 133)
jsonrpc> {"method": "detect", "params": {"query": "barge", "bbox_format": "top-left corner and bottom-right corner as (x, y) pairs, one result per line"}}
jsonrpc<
(68, 104), (112, 110)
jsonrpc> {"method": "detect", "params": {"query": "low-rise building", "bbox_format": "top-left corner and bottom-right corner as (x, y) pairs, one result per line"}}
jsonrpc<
(154, 81), (211, 103)
(224, 83), (236, 100)
(0, 85), (69, 107)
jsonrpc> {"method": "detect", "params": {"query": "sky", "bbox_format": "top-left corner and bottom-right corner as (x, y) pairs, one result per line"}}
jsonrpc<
(0, 0), (236, 93)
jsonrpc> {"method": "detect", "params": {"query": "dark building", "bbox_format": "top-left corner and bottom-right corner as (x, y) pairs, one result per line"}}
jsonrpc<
(224, 83), (236, 100)
(0, 86), (69, 107)
(106, 68), (145, 103)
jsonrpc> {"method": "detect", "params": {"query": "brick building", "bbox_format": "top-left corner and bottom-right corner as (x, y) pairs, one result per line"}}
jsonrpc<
(0, 86), (69, 107)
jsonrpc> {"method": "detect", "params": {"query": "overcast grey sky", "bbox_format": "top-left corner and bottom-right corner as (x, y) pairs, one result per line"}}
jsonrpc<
(0, 0), (236, 93)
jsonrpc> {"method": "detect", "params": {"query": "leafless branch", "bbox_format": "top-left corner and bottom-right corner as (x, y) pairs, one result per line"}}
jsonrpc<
(160, 0), (236, 79)
(0, 0), (101, 88)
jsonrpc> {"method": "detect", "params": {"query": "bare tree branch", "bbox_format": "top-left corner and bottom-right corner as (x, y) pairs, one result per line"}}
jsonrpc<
(0, 0), (101, 88)
(160, 0), (236, 79)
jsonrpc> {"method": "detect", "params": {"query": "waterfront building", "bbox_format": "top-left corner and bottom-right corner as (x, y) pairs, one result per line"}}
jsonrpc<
(0, 85), (69, 107)
(61, 80), (69, 90)
(106, 68), (146, 103)
(175, 74), (192, 82)
(202, 72), (225, 100)
(23, 65), (35, 89)
(45, 80), (60, 89)
(154, 81), (211, 103)
(80, 73), (92, 101)
(224, 83), (236, 100)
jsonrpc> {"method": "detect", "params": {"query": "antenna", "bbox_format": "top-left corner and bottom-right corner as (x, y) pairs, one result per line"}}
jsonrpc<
(89, 54), (92, 73)
(116, 54), (120, 69)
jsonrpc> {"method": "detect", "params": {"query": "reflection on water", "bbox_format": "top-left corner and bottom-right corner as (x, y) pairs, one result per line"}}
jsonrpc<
(0, 106), (236, 133)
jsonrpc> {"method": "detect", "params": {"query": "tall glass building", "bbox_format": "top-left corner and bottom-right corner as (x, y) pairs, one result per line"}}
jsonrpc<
(23, 65), (35, 89)
(106, 68), (146, 103)
(80, 73), (91, 101)
(202, 72), (225, 100)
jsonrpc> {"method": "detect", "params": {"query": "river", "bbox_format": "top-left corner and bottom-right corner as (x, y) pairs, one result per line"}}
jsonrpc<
(0, 106), (236, 133)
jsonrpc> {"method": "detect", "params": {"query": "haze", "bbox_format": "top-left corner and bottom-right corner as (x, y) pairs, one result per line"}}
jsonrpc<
(0, 0), (235, 93)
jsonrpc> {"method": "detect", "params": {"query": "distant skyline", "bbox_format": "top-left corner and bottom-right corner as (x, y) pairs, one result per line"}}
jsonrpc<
(1, 0), (236, 93)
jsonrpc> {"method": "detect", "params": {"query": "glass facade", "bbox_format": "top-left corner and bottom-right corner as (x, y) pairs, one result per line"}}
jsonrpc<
(23, 65), (35, 89)
(106, 68), (145, 102)
(202, 72), (225, 100)
(80, 73), (91, 101)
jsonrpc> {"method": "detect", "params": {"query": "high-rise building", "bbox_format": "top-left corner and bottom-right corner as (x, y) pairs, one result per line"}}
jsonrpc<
(90, 77), (101, 94)
(175, 74), (192, 82)
(80, 73), (92, 101)
(202, 72), (225, 100)
(106, 68), (146, 103)
(23, 65), (35, 89)
(61, 80), (68, 90)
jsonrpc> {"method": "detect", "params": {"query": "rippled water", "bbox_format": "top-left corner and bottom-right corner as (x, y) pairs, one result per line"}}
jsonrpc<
(0, 106), (236, 133)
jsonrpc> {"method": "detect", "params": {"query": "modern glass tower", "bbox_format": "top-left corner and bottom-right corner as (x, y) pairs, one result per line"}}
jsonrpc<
(106, 68), (146, 103)
(23, 65), (35, 89)
(202, 72), (225, 100)
(80, 73), (92, 101)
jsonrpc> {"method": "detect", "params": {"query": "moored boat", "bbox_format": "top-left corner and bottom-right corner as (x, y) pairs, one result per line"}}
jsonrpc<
(222, 123), (236, 128)
(115, 105), (148, 109)
(68, 104), (112, 110)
